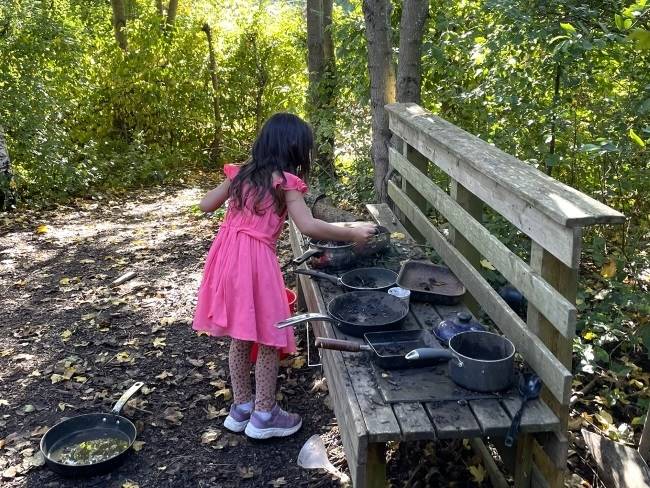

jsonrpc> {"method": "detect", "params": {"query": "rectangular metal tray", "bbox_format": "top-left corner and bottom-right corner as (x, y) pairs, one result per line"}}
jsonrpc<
(364, 329), (443, 369)
(397, 260), (466, 304)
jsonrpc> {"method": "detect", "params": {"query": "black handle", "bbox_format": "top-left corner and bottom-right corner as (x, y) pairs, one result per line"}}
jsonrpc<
(294, 269), (341, 286)
(292, 248), (323, 265)
(504, 401), (527, 447)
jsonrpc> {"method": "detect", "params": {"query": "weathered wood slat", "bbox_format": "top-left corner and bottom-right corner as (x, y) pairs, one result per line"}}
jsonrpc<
(469, 438), (510, 488)
(385, 103), (625, 227)
(469, 400), (513, 436)
(366, 203), (402, 233)
(388, 182), (572, 405)
(425, 401), (482, 439)
(393, 403), (437, 441)
(501, 397), (560, 433)
(390, 147), (577, 338)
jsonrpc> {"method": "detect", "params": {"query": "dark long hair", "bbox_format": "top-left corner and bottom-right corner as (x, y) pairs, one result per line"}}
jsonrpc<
(229, 113), (313, 214)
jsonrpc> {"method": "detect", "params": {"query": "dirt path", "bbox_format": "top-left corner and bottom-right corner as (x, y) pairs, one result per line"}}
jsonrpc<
(0, 185), (345, 488)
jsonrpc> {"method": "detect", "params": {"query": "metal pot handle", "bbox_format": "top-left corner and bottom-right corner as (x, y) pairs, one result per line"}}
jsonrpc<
(405, 348), (463, 367)
(111, 382), (144, 415)
(294, 269), (341, 286)
(275, 313), (336, 329)
(315, 337), (370, 353)
(292, 248), (323, 266)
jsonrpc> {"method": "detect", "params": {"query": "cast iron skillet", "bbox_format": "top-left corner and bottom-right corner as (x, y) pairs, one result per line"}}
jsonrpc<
(40, 382), (144, 477)
(295, 267), (398, 292)
(275, 290), (409, 337)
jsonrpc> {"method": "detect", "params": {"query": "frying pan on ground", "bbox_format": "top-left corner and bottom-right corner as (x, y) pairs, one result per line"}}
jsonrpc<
(275, 291), (409, 337)
(40, 382), (144, 477)
(295, 267), (398, 292)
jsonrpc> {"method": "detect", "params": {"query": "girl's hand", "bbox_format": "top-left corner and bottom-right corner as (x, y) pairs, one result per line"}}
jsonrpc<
(349, 224), (377, 244)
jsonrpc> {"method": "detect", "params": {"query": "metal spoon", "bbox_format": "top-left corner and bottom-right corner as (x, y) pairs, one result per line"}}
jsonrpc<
(504, 374), (543, 447)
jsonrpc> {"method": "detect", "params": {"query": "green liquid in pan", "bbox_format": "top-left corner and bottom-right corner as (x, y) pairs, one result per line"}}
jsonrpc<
(50, 430), (130, 466)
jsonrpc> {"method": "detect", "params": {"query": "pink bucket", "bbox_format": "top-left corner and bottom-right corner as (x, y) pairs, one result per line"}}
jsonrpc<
(250, 289), (297, 362)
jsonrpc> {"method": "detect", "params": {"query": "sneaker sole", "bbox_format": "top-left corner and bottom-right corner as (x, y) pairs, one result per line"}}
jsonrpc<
(224, 416), (249, 433)
(244, 419), (303, 439)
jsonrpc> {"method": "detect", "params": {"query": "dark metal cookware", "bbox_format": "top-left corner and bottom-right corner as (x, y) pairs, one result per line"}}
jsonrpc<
(434, 312), (486, 343)
(397, 260), (466, 304)
(275, 291), (409, 337)
(292, 240), (356, 270)
(315, 329), (438, 369)
(331, 223), (391, 257)
(406, 331), (515, 392)
(295, 267), (398, 292)
(40, 382), (144, 477)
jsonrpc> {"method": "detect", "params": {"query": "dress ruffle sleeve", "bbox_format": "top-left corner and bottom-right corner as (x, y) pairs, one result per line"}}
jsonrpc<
(276, 172), (308, 194)
(223, 164), (240, 181)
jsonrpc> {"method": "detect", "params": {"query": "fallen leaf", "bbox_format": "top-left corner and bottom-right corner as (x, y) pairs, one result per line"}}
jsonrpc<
(291, 356), (306, 369)
(160, 317), (175, 326)
(214, 388), (232, 401)
(61, 329), (73, 340)
(122, 481), (140, 488)
(310, 377), (328, 393)
(116, 351), (132, 363)
(132, 441), (145, 452)
(206, 404), (228, 419)
(2, 465), (17, 478)
(0, 399), (9, 407)
(24, 451), (45, 468)
(480, 259), (496, 270)
(36, 224), (49, 234)
(22, 404), (35, 413)
(59, 277), (70, 286)
(469, 463), (486, 484)
(201, 428), (222, 444)
(163, 406), (183, 425)
(238, 466), (255, 479)
(187, 357), (205, 367)
(268, 477), (287, 487)
(156, 371), (173, 380)
(600, 259), (617, 279)
(152, 337), (166, 348)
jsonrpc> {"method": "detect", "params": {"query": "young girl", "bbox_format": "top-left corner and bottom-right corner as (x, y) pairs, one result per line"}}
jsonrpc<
(193, 113), (375, 439)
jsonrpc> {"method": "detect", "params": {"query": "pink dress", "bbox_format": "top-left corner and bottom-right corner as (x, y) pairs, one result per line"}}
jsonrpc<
(192, 164), (307, 353)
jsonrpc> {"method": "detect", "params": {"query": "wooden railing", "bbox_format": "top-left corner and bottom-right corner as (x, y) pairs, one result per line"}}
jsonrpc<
(385, 102), (625, 487)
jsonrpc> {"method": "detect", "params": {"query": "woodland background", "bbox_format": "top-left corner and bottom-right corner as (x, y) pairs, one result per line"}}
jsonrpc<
(1, 0), (649, 452)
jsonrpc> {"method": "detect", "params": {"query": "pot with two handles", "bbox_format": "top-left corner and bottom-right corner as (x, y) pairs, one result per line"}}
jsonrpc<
(406, 331), (516, 392)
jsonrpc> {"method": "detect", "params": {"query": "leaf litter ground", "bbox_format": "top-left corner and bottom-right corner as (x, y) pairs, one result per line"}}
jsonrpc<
(0, 184), (493, 487)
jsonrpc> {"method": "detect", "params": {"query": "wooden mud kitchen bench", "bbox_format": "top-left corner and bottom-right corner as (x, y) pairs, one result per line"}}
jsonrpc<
(289, 103), (624, 488)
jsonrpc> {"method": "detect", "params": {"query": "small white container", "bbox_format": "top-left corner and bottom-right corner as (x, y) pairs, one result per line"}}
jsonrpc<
(388, 286), (410, 305)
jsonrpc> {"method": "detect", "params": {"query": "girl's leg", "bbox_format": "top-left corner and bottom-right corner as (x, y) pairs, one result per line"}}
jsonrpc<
(254, 344), (280, 411)
(228, 339), (253, 404)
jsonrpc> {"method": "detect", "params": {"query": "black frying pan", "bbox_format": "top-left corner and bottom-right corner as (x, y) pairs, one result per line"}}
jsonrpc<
(397, 260), (466, 304)
(295, 267), (398, 292)
(275, 291), (409, 337)
(40, 382), (144, 477)
(315, 329), (440, 369)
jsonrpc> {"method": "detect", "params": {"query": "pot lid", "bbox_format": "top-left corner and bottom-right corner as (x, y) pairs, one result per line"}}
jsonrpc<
(433, 312), (486, 343)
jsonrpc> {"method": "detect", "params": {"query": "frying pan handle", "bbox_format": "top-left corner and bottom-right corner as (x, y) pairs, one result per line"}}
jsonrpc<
(315, 337), (370, 353)
(292, 248), (323, 265)
(294, 269), (341, 286)
(111, 382), (144, 415)
(405, 348), (459, 364)
(275, 313), (336, 329)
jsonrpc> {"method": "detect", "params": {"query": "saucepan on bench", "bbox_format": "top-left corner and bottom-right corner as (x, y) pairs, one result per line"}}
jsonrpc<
(406, 331), (515, 392)
(275, 290), (409, 337)
(40, 382), (144, 477)
(295, 267), (398, 292)
(315, 329), (439, 369)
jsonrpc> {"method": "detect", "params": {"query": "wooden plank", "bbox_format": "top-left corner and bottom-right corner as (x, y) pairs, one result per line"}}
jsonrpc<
(531, 464), (551, 488)
(449, 179), (482, 315)
(582, 428), (650, 488)
(425, 401), (482, 439)
(400, 140), (428, 243)
(393, 402), (437, 441)
(389, 147), (578, 337)
(364, 443), (387, 488)
(501, 398), (560, 433)
(469, 399), (513, 436)
(388, 182), (572, 405)
(366, 203), (403, 233)
(470, 438), (510, 488)
(532, 439), (566, 488)
(385, 103), (625, 227)
(515, 433), (535, 487)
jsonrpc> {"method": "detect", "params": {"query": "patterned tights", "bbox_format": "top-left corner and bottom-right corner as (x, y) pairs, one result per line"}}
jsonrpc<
(228, 339), (279, 412)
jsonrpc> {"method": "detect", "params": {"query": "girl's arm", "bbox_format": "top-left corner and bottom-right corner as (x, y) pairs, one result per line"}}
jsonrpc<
(285, 190), (375, 243)
(199, 180), (231, 212)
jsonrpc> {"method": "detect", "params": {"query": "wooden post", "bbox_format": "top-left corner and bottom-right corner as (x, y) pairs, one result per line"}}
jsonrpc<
(514, 434), (535, 487)
(364, 443), (387, 488)
(400, 140), (428, 243)
(526, 240), (578, 487)
(639, 412), (650, 462)
(449, 180), (482, 315)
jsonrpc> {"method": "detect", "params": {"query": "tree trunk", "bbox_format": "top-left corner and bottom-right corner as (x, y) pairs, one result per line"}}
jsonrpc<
(202, 23), (222, 163)
(110, 0), (128, 51)
(0, 127), (16, 211)
(306, 0), (337, 176)
(362, 0), (396, 202)
(397, 0), (428, 103)
(156, 0), (164, 17)
(166, 0), (179, 27)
